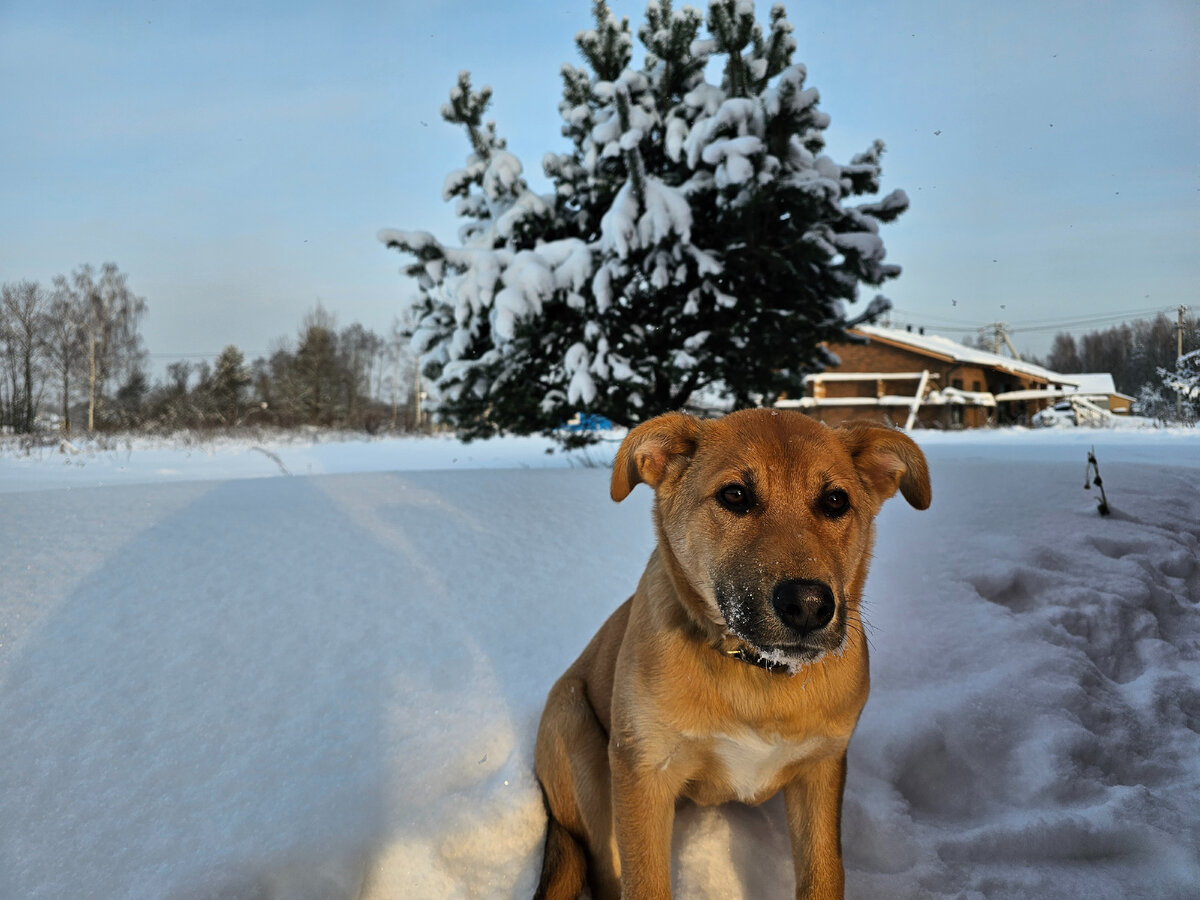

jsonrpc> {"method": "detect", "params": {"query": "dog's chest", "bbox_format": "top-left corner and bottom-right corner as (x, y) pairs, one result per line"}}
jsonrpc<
(700, 730), (825, 803)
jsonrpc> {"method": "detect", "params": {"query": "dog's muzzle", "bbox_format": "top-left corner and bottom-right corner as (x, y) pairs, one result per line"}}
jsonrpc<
(715, 576), (843, 666)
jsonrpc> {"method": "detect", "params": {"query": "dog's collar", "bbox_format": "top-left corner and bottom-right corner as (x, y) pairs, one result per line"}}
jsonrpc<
(722, 645), (794, 675)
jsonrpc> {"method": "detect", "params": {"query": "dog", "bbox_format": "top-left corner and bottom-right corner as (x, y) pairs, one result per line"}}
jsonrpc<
(533, 408), (930, 899)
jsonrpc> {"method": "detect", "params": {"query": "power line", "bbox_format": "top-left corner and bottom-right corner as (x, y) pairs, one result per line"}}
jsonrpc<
(1006, 308), (1173, 333)
(1009, 316), (1162, 335)
(888, 305), (1182, 337)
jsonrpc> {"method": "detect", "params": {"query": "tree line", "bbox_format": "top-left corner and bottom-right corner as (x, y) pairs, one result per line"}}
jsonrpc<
(1043, 311), (1199, 417)
(1, 264), (419, 436)
(8, 260), (1194, 436)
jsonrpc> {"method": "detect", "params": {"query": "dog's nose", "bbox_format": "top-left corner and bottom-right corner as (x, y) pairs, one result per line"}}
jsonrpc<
(771, 579), (836, 636)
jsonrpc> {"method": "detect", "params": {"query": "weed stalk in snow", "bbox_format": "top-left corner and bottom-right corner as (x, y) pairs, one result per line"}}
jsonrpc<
(1085, 447), (1110, 516)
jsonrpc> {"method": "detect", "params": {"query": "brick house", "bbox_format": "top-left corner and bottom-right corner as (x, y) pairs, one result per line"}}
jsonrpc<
(783, 323), (1081, 429)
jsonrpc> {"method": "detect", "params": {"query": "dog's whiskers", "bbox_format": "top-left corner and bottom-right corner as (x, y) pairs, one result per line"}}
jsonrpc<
(844, 610), (876, 654)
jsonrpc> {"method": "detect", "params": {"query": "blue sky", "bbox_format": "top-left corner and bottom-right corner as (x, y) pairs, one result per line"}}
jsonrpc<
(1, 0), (1196, 372)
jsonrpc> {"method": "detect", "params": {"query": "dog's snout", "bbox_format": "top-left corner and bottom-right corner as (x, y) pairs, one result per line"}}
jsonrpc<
(771, 579), (836, 636)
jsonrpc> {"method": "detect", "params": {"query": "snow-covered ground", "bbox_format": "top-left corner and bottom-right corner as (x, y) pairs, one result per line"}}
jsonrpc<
(1, 426), (1198, 898)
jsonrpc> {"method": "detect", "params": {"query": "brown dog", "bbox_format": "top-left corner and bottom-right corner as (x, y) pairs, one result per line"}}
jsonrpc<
(533, 408), (930, 899)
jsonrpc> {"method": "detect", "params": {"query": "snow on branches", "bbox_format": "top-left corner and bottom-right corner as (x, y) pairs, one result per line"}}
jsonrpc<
(380, 0), (908, 442)
(1159, 348), (1200, 417)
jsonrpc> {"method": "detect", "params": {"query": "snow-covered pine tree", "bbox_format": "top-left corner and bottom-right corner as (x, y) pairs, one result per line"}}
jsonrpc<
(1132, 383), (1170, 421)
(381, 0), (907, 443)
(1158, 349), (1200, 421)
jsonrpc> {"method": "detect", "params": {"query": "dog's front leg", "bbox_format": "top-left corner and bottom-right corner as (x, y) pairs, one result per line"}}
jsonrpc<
(783, 752), (848, 900)
(610, 742), (676, 899)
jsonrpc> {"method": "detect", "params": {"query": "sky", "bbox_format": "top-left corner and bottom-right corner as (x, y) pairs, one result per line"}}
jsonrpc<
(1, 0), (1197, 376)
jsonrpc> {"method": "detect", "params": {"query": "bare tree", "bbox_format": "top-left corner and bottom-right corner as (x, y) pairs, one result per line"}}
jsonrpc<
(339, 323), (382, 425)
(1, 280), (48, 433)
(383, 316), (415, 429)
(1045, 333), (1082, 373)
(66, 263), (147, 431)
(45, 277), (86, 432)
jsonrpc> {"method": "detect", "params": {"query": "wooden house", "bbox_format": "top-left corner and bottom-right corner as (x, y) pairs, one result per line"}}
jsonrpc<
(782, 323), (1082, 429)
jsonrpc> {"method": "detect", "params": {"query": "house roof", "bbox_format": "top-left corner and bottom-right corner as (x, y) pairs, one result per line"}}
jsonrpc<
(851, 324), (1080, 387)
(1068, 372), (1116, 394)
(1066, 372), (1133, 400)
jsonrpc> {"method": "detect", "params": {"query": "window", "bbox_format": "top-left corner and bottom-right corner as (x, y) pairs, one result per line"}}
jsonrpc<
(952, 378), (963, 390)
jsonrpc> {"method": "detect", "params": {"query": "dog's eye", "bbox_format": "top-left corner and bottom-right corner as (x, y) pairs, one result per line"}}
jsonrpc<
(820, 489), (850, 517)
(717, 483), (753, 513)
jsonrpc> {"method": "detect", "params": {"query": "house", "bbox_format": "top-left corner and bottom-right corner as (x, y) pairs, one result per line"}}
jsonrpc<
(781, 323), (1083, 429)
(1066, 373), (1133, 415)
(1023, 373), (1135, 427)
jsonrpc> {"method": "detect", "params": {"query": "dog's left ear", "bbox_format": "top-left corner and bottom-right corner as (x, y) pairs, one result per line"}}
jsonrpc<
(611, 412), (702, 502)
(837, 422), (931, 510)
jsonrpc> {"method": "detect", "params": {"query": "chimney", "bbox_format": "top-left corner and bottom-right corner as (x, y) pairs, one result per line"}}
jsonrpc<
(919, 327), (925, 335)
(906, 324), (913, 332)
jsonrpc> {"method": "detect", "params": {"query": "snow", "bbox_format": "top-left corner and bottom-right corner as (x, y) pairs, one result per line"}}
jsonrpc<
(481, 150), (524, 203)
(1162, 349), (1200, 401)
(377, 228), (437, 253)
(833, 231), (886, 263)
(665, 116), (689, 162)
(0, 431), (585, 495)
(1068, 373), (1121, 396)
(701, 135), (763, 187)
(493, 191), (549, 241)
(540, 238), (593, 293)
(491, 250), (558, 341)
(564, 343), (598, 405)
(600, 176), (693, 259)
(591, 262), (614, 314)
(2, 426), (1199, 898)
(640, 177), (693, 245)
(684, 97), (764, 172)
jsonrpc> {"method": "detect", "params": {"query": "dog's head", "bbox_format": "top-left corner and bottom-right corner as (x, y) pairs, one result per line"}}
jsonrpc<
(612, 409), (930, 671)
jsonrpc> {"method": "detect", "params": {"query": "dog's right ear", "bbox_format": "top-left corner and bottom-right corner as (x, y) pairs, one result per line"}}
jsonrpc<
(611, 412), (702, 502)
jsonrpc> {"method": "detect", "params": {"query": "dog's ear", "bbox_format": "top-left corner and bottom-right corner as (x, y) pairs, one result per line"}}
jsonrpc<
(611, 412), (702, 502)
(837, 422), (931, 510)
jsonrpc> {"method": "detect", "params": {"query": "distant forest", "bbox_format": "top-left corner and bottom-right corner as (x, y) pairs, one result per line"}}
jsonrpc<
(1041, 311), (1199, 398)
(1, 265), (419, 436)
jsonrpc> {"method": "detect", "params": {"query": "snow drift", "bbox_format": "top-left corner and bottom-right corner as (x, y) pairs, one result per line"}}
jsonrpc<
(0, 429), (1197, 898)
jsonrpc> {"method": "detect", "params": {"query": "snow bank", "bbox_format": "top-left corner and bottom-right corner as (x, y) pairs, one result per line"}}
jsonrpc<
(842, 455), (1200, 899)
(1, 428), (1197, 898)
(0, 430), (612, 495)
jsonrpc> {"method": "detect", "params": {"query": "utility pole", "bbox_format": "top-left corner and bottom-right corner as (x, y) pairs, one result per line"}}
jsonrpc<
(988, 322), (1021, 360)
(1000, 325), (1021, 361)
